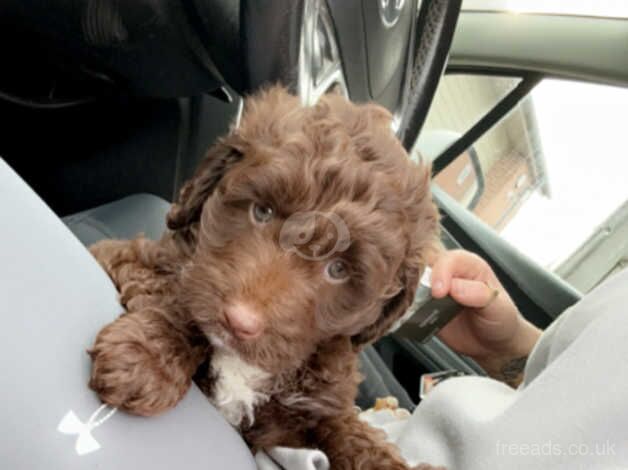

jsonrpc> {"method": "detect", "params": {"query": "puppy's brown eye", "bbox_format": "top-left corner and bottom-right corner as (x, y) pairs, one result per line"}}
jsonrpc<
(325, 259), (349, 283)
(250, 202), (274, 224)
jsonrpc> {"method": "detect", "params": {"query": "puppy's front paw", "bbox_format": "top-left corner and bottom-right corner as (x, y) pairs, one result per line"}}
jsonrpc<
(88, 315), (192, 416)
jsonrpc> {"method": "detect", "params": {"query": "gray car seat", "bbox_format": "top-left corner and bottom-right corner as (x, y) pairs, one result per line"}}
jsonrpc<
(63, 194), (171, 246)
(62, 193), (414, 411)
(0, 159), (256, 469)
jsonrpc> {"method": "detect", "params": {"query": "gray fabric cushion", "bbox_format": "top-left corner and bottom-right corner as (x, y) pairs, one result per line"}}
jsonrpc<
(0, 159), (255, 469)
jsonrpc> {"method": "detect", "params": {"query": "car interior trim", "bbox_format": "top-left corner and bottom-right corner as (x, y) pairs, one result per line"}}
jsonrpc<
(450, 13), (628, 88)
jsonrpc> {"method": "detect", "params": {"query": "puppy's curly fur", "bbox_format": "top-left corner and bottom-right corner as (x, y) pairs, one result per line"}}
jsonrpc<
(88, 87), (441, 470)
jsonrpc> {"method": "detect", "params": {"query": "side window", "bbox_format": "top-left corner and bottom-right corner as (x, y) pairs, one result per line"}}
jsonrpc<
(420, 75), (628, 293)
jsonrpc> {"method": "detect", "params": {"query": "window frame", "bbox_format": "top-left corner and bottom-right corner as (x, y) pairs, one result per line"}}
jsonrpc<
(415, 67), (584, 328)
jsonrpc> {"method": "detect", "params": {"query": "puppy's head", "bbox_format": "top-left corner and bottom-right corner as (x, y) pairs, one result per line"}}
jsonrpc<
(169, 87), (439, 374)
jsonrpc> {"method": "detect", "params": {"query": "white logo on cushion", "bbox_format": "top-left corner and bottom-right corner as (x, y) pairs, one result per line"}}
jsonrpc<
(57, 404), (117, 455)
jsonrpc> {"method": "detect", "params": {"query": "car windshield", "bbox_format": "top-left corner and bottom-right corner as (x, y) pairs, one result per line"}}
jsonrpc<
(463, 0), (628, 19)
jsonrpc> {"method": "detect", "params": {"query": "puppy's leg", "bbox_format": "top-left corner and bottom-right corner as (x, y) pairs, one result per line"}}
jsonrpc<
(90, 238), (143, 285)
(89, 238), (167, 309)
(89, 308), (207, 416)
(315, 412), (445, 470)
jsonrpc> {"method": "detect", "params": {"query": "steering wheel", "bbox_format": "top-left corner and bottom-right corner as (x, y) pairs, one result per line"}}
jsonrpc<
(198, 0), (462, 147)
(197, 0), (462, 147)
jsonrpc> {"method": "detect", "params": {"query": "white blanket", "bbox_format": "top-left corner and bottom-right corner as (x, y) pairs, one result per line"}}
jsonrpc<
(256, 269), (628, 469)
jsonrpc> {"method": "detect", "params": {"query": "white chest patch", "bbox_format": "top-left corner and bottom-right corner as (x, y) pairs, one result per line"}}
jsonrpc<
(209, 348), (271, 427)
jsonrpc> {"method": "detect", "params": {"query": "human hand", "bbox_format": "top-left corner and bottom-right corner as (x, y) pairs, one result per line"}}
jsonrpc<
(431, 250), (541, 385)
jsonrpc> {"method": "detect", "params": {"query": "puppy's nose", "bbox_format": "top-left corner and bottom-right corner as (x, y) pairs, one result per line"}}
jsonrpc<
(225, 302), (264, 340)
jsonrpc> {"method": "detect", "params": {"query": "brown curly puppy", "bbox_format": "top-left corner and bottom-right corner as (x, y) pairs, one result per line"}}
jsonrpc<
(88, 86), (441, 470)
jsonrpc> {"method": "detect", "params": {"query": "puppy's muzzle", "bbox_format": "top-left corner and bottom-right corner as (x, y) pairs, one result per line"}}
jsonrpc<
(224, 302), (264, 340)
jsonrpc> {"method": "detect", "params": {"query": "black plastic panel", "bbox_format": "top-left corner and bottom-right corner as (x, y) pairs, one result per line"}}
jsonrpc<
(0, 90), (239, 216)
(0, 0), (224, 98)
(241, 1), (304, 93)
(0, 97), (182, 215)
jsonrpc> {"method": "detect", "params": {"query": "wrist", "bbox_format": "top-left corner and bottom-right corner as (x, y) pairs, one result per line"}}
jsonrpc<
(472, 319), (542, 387)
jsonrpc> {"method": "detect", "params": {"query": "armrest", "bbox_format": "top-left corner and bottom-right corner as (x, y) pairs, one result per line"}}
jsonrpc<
(0, 159), (255, 469)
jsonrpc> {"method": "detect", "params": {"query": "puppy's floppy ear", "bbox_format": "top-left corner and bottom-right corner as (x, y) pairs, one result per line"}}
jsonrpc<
(167, 137), (243, 230)
(351, 199), (442, 350)
(167, 85), (298, 231)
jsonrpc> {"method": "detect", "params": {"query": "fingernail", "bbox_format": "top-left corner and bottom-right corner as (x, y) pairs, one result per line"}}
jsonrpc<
(433, 280), (443, 294)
